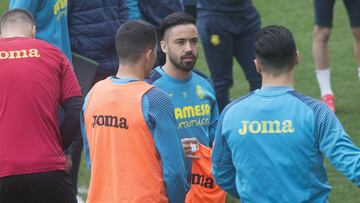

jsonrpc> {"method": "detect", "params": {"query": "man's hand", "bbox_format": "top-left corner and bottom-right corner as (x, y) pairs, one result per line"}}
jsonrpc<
(181, 138), (200, 160)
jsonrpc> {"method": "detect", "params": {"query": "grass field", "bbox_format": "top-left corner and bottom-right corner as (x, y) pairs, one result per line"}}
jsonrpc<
(1, 1), (360, 202)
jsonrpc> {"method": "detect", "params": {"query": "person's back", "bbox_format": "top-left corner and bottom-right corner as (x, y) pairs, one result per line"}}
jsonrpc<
(212, 25), (360, 203)
(220, 87), (360, 202)
(0, 37), (77, 175)
(83, 79), (168, 202)
(0, 9), (82, 203)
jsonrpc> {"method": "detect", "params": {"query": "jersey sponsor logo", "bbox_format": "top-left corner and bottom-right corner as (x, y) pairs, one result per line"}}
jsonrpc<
(238, 120), (295, 135)
(175, 104), (211, 129)
(0, 49), (40, 60)
(92, 115), (129, 129)
(191, 173), (214, 189)
(174, 104), (211, 119)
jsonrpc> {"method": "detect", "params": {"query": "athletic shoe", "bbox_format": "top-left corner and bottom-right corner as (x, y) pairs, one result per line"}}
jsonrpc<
(322, 94), (335, 112)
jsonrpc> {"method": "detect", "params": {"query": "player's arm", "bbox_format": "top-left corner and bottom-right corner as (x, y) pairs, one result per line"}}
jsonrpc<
(9, 0), (38, 14)
(60, 96), (82, 150)
(144, 88), (189, 203)
(212, 109), (240, 198)
(80, 93), (92, 171)
(59, 52), (83, 150)
(316, 104), (360, 186)
(209, 99), (220, 146)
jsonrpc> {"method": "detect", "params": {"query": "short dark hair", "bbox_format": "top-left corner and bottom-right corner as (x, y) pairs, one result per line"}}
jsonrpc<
(255, 25), (297, 73)
(0, 8), (35, 33)
(159, 11), (196, 40)
(116, 20), (157, 64)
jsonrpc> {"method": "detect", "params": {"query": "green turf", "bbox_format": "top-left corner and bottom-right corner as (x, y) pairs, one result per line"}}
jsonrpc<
(1, 0), (360, 202)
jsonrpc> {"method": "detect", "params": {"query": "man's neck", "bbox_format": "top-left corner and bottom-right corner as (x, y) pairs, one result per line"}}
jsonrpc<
(116, 65), (145, 80)
(261, 71), (294, 88)
(162, 62), (191, 80)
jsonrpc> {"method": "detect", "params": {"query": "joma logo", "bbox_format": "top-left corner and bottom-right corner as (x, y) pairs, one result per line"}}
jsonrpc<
(0, 49), (40, 60)
(92, 115), (129, 129)
(238, 120), (295, 135)
(191, 173), (214, 189)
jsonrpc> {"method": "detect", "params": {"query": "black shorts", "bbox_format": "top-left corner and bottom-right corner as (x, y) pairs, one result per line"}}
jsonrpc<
(314, 0), (360, 28)
(0, 170), (76, 203)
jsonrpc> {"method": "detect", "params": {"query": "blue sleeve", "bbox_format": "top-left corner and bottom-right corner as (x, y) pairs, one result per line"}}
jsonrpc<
(314, 103), (360, 186)
(9, 0), (39, 14)
(209, 98), (219, 146)
(211, 105), (240, 198)
(143, 88), (189, 203)
(80, 92), (91, 171)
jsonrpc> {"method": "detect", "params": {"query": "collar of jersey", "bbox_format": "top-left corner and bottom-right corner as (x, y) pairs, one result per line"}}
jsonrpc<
(156, 66), (193, 84)
(255, 86), (293, 97)
(109, 76), (140, 84)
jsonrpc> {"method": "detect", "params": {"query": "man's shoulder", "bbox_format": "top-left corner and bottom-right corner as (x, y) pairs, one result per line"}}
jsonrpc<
(146, 67), (163, 84)
(287, 91), (328, 112)
(192, 69), (216, 90)
(223, 91), (255, 113)
(1, 37), (64, 61)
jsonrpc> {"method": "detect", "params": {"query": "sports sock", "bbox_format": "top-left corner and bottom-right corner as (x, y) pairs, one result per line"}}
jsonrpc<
(316, 68), (333, 96)
(358, 67), (360, 80)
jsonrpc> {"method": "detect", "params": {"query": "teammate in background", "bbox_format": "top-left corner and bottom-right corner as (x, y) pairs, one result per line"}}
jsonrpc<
(0, 9), (82, 203)
(212, 25), (360, 202)
(197, 0), (262, 111)
(68, 0), (128, 82)
(148, 12), (225, 203)
(81, 20), (188, 203)
(313, 0), (360, 112)
(9, 0), (72, 62)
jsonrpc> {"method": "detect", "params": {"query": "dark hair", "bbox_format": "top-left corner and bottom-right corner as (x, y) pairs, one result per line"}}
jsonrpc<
(255, 25), (297, 73)
(116, 20), (157, 64)
(0, 8), (35, 32)
(159, 11), (196, 40)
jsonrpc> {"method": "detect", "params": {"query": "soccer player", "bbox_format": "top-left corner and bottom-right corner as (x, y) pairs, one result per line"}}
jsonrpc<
(10, 0), (77, 186)
(196, 0), (262, 111)
(0, 9), (82, 203)
(147, 12), (225, 202)
(81, 20), (188, 203)
(313, 0), (360, 112)
(9, 0), (73, 62)
(212, 25), (360, 202)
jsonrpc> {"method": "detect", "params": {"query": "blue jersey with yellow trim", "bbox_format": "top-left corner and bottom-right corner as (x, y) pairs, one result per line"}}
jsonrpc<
(212, 86), (360, 202)
(148, 66), (219, 147)
(10, 0), (72, 62)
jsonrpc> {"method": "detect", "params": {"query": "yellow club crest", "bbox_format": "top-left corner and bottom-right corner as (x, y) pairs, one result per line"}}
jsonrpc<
(210, 34), (221, 46)
(196, 85), (205, 100)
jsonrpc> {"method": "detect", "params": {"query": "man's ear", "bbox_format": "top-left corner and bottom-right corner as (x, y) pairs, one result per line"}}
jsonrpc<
(160, 40), (168, 54)
(254, 59), (262, 74)
(145, 49), (153, 63)
(31, 25), (36, 38)
(294, 50), (300, 65)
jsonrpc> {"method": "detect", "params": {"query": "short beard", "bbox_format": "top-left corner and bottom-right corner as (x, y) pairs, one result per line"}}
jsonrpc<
(169, 53), (197, 72)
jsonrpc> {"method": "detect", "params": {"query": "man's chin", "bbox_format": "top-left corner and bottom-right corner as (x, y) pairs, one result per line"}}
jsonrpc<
(179, 66), (193, 72)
